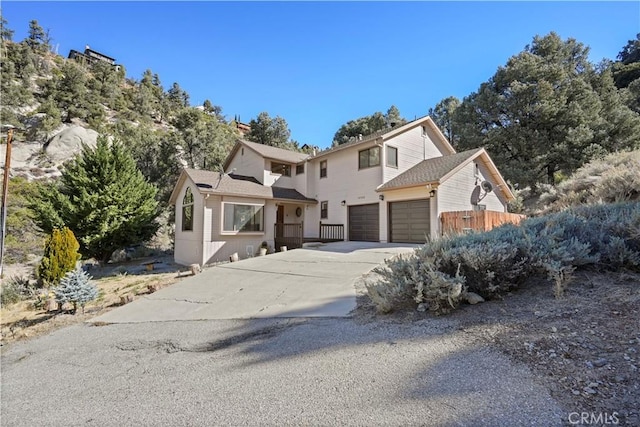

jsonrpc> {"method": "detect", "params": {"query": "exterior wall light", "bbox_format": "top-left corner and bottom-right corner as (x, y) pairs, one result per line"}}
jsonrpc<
(341, 200), (346, 206)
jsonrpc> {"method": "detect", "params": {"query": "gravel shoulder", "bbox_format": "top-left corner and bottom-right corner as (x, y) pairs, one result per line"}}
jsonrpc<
(355, 270), (640, 426)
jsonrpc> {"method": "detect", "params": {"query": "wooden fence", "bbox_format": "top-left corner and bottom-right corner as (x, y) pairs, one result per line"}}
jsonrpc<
(274, 223), (303, 251)
(440, 210), (526, 235)
(319, 222), (344, 242)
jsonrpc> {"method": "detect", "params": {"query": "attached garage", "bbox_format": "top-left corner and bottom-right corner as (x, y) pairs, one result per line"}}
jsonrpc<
(348, 203), (379, 241)
(389, 199), (431, 243)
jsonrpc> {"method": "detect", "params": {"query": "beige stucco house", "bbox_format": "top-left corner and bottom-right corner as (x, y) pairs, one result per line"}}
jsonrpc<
(169, 116), (515, 266)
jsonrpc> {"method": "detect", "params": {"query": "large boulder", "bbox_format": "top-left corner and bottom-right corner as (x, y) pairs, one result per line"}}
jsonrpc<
(0, 142), (40, 169)
(44, 126), (98, 163)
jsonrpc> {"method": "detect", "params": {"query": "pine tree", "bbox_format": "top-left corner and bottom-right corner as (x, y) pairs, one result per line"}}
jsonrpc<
(30, 136), (160, 262)
(38, 227), (81, 287)
(26, 20), (46, 53)
(54, 268), (98, 314)
(0, 14), (14, 42)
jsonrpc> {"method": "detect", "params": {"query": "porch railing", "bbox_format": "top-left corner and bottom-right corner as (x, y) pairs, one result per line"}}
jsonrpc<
(274, 222), (303, 251)
(319, 222), (344, 242)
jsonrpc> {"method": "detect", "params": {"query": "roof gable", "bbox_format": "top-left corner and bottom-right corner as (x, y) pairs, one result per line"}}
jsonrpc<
(377, 148), (515, 201)
(223, 139), (309, 170)
(377, 149), (483, 191)
(311, 115), (455, 160)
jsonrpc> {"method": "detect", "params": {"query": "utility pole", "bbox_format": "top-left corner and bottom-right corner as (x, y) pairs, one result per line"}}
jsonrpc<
(0, 126), (14, 278)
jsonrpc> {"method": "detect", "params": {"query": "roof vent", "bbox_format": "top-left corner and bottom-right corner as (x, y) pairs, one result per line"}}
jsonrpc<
(390, 121), (397, 128)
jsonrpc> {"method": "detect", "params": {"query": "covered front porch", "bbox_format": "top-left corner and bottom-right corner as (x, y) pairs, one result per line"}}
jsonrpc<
(274, 201), (345, 251)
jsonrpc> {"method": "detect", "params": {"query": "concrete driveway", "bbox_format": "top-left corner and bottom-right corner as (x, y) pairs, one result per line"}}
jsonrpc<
(91, 242), (417, 323)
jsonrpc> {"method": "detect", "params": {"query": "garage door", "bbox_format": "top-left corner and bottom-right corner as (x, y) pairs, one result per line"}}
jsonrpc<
(348, 204), (379, 242)
(389, 199), (430, 243)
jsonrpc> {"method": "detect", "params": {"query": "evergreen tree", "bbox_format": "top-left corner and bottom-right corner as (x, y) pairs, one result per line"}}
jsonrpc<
(167, 82), (190, 109)
(30, 136), (160, 262)
(89, 60), (122, 108)
(428, 96), (460, 145)
(452, 32), (640, 187)
(38, 227), (81, 287)
(171, 108), (238, 170)
(4, 177), (45, 264)
(112, 122), (182, 203)
(385, 105), (406, 127)
(54, 268), (98, 314)
(246, 112), (300, 150)
(612, 34), (640, 89)
(38, 96), (62, 134)
(0, 14), (14, 42)
(26, 20), (47, 53)
(332, 106), (407, 145)
(46, 61), (89, 122)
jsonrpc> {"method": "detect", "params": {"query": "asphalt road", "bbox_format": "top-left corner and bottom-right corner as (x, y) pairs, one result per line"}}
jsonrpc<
(1, 316), (563, 426)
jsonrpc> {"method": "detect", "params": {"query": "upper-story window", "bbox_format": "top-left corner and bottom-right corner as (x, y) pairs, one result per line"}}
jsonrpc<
(296, 163), (305, 175)
(182, 187), (194, 231)
(320, 160), (327, 178)
(271, 162), (291, 177)
(358, 146), (380, 169)
(386, 146), (398, 168)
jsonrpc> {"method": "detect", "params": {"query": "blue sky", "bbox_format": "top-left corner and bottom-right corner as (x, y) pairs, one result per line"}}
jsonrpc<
(3, 1), (639, 149)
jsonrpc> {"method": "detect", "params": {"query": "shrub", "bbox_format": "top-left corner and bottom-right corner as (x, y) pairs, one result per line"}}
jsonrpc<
(540, 150), (640, 212)
(0, 276), (35, 306)
(54, 268), (98, 314)
(369, 202), (640, 315)
(37, 227), (81, 287)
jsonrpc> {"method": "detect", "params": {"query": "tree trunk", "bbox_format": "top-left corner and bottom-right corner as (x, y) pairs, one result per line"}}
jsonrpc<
(547, 165), (556, 185)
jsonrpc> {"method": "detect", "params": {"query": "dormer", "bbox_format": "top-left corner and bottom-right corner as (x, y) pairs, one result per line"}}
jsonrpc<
(223, 139), (309, 188)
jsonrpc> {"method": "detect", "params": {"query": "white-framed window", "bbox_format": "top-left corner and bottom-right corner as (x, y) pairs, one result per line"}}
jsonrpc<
(296, 163), (305, 175)
(320, 160), (327, 178)
(320, 201), (328, 219)
(359, 146), (380, 169)
(223, 203), (264, 232)
(182, 188), (194, 231)
(386, 146), (398, 168)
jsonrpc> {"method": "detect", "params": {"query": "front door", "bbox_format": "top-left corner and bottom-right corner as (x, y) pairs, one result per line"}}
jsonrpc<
(276, 205), (285, 237)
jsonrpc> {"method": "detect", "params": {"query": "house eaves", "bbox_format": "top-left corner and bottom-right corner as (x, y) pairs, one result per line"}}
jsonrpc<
(376, 148), (514, 201)
(223, 139), (309, 171)
(170, 168), (316, 205)
(310, 115), (455, 160)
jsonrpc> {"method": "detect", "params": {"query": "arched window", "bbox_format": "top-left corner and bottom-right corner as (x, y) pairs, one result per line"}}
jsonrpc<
(182, 188), (194, 231)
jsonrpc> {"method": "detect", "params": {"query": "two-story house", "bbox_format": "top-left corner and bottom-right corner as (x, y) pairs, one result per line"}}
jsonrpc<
(168, 116), (515, 266)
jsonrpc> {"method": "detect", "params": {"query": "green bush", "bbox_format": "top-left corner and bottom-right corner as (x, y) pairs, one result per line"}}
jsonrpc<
(37, 227), (81, 287)
(371, 202), (640, 315)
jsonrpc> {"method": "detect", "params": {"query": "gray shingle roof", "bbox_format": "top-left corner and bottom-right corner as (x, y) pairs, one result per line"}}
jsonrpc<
(183, 169), (316, 203)
(240, 139), (309, 164)
(377, 148), (484, 191)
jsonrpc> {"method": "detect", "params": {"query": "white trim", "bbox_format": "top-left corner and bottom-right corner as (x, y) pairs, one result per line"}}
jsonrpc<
(221, 201), (266, 233)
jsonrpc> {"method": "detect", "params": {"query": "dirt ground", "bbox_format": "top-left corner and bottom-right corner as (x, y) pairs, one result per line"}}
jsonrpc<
(356, 270), (639, 426)
(0, 256), (190, 346)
